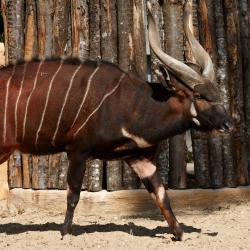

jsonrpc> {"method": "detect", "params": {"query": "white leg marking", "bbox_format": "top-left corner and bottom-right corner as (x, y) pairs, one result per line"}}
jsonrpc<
(71, 66), (100, 128)
(51, 64), (82, 146)
(3, 65), (16, 144)
(157, 186), (166, 203)
(35, 61), (64, 147)
(73, 73), (126, 138)
(121, 128), (152, 148)
(132, 159), (157, 179)
(15, 62), (28, 141)
(22, 61), (44, 141)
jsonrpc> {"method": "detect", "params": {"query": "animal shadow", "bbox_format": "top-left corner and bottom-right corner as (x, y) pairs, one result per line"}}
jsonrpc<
(0, 221), (211, 239)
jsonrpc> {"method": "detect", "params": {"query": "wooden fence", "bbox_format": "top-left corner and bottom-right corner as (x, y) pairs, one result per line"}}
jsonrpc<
(1, 0), (250, 191)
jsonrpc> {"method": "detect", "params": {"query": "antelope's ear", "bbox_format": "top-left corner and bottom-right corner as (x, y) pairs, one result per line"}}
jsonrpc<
(194, 83), (221, 102)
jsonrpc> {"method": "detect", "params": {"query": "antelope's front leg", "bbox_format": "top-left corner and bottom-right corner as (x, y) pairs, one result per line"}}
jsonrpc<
(61, 151), (87, 237)
(126, 157), (183, 240)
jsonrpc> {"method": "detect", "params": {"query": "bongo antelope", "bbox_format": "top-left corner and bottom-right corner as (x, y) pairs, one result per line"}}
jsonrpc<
(0, 1), (232, 240)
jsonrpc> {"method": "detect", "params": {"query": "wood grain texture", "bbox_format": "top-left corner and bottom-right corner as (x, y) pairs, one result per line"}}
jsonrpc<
(7, 187), (250, 216)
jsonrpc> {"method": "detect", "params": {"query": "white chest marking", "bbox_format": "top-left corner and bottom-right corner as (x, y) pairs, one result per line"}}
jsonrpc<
(121, 128), (152, 148)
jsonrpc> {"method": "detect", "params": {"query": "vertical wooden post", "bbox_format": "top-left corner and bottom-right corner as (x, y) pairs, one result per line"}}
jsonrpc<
(87, 159), (103, 192)
(37, 0), (53, 59)
(89, 0), (101, 60)
(58, 153), (68, 189)
(106, 161), (123, 191)
(71, 0), (89, 60)
(213, 0), (236, 187)
(8, 151), (23, 188)
(132, 0), (147, 80)
(238, 0), (250, 176)
(162, 0), (187, 189)
(200, 0), (224, 188)
(4, 0), (25, 64)
(1, 0), (9, 64)
(47, 154), (60, 189)
(192, 131), (210, 187)
(22, 154), (31, 188)
(100, 0), (118, 63)
(52, 0), (71, 57)
(24, 0), (38, 60)
(224, 0), (249, 185)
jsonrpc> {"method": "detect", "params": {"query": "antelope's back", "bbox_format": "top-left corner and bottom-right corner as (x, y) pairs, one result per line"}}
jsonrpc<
(2, 59), (126, 153)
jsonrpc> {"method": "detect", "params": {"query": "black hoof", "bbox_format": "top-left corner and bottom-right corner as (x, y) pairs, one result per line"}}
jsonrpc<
(172, 226), (183, 241)
(60, 224), (72, 239)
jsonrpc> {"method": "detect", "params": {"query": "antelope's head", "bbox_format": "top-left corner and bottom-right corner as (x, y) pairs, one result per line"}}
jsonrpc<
(147, 1), (233, 132)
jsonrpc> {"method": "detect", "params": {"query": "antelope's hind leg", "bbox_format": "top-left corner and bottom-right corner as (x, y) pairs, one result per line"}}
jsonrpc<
(126, 157), (183, 240)
(61, 151), (88, 237)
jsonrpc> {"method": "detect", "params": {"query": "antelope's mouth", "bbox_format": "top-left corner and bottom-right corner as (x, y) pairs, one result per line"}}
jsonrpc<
(219, 121), (234, 133)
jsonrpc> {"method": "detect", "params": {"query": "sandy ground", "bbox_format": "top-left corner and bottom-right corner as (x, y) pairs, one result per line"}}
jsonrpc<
(0, 200), (249, 250)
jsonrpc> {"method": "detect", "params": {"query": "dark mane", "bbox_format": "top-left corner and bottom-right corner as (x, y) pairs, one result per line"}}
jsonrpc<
(147, 81), (175, 102)
(1, 57), (124, 70)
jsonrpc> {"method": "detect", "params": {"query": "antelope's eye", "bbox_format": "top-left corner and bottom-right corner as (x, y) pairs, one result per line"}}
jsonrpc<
(194, 94), (203, 100)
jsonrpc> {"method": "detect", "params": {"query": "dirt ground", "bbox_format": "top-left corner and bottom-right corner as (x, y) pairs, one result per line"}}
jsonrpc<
(0, 200), (249, 250)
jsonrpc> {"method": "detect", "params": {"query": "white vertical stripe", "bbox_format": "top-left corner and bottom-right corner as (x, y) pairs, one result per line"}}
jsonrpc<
(15, 62), (28, 141)
(70, 66), (100, 128)
(3, 65), (16, 144)
(51, 64), (82, 146)
(22, 61), (44, 141)
(35, 61), (64, 147)
(73, 73), (125, 138)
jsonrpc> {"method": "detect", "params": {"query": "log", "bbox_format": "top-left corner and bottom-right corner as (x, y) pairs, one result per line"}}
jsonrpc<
(89, 0), (101, 60)
(24, 0), (38, 60)
(4, 0), (25, 64)
(162, 0), (187, 189)
(8, 187), (250, 216)
(8, 151), (22, 188)
(31, 156), (49, 190)
(22, 154), (31, 189)
(106, 161), (123, 191)
(71, 0), (89, 60)
(37, 0), (53, 59)
(58, 153), (68, 190)
(224, 0), (249, 185)
(132, 0), (147, 80)
(117, 0), (134, 73)
(87, 159), (103, 192)
(52, 0), (70, 57)
(100, 0), (118, 63)
(1, 0), (9, 64)
(222, 134), (236, 187)
(213, 0), (236, 187)
(192, 131), (210, 188)
(47, 154), (60, 189)
(208, 134), (223, 188)
(238, 0), (250, 175)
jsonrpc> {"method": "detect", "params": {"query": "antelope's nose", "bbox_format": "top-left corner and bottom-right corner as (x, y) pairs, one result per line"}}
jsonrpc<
(220, 120), (234, 133)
